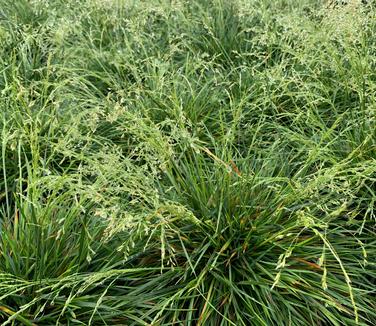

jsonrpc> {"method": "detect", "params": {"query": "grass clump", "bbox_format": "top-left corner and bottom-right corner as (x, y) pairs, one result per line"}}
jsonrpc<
(0, 0), (375, 325)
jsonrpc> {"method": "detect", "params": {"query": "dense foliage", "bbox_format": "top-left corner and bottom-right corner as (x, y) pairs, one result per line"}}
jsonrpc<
(0, 0), (375, 325)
